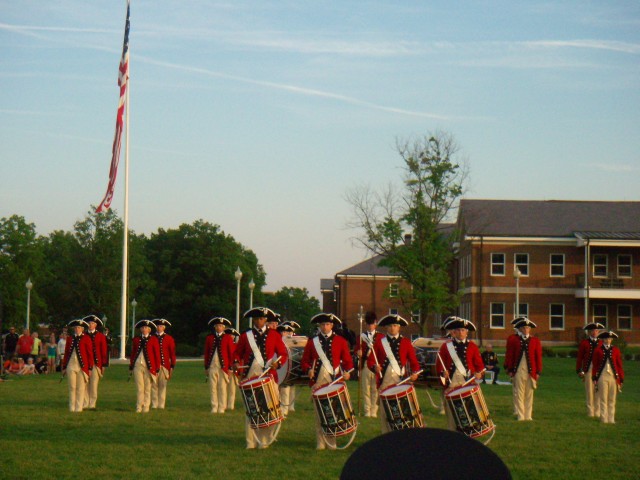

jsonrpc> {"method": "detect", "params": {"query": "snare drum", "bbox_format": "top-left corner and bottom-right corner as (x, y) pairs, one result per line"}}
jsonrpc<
(445, 383), (494, 439)
(412, 337), (447, 388)
(239, 375), (283, 429)
(379, 383), (424, 430)
(312, 382), (357, 437)
(276, 336), (309, 386)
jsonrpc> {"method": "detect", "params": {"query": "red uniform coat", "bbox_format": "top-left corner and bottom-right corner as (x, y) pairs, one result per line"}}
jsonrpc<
(233, 328), (288, 382)
(62, 334), (94, 376)
(129, 335), (161, 375)
(576, 337), (601, 374)
(156, 332), (177, 371)
(86, 330), (109, 371)
(367, 335), (421, 388)
(436, 339), (485, 379)
(505, 334), (542, 380)
(301, 333), (354, 385)
(591, 345), (624, 386)
(204, 333), (235, 374)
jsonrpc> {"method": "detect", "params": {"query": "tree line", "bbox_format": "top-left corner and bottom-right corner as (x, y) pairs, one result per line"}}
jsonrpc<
(0, 209), (320, 354)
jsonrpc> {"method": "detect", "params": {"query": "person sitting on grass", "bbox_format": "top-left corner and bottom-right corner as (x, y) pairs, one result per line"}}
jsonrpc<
(17, 357), (36, 375)
(8, 357), (24, 374)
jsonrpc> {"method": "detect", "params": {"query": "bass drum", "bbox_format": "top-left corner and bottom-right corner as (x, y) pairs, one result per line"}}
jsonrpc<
(412, 337), (447, 388)
(276, 335), (309, 386)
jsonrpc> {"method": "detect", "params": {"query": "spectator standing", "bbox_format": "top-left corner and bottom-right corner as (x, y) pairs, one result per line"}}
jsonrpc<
(3, 327), (20, 357)
(46, 333), (57, 375)
(57, 332), (68, 371)
(30, 332), (42, 359)
(16, 329), (34, 362)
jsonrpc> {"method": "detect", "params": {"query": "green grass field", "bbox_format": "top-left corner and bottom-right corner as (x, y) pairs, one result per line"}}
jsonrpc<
(1, 358), (638, 480)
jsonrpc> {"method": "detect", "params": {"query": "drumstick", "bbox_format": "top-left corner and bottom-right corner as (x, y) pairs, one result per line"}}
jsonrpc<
(397, 369), (423, 387)
(328, 368), (355, 387)
(368, 342), (383, 379)
(258, 356), (282, 379)
(436, 352), (449, 387)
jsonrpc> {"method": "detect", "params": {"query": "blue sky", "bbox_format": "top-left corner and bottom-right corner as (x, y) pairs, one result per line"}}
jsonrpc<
(1, 1), (639, 299)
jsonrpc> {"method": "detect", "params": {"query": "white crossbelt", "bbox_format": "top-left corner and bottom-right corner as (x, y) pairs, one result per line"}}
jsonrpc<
(313, 336), (337, 376)
(381, 337), (404, 376)
(246, 331), (265, 368)
(446, 341), (469, 377)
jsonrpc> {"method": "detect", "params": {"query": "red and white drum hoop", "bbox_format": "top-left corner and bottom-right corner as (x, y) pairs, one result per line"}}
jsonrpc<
(379, 383), (424, 430)
(239, 375), (284, 430)
(312, 382), (357, 449)
(445, 383), (495, 444)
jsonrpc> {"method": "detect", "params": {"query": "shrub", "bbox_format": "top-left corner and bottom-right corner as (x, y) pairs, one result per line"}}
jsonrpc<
(176, 343), (200, 357)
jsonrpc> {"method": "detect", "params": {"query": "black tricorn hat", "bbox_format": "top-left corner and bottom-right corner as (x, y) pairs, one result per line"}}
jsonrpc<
(135, 319), (156, 330)
(243, 307), (278, 322)
(208, 317), (232, 327)
(511, 316), (528, 326)
(68, 319), (89, 329)
(82, 315), (103, 327)
(441, 316), (462, 331)
(597, 330), (619, 340)
(311, 313), (342, 326)
(584, 322), (605, 331)
(153, 318), (172, 327)
(514, 317), (537, 329)
(224, 327), (240, 337)
(277, 323), (295, 333)
(282, 321), (300, 330)
(378, 314), (409, 327)
(445, 317), (477, 332)
(267, 313), (282, 324)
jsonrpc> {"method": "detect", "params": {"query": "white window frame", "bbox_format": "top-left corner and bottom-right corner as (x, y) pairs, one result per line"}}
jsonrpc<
(592, 304), (608, 328)
(491, 253), (505, 276)
(389, 308), (399, 316)
(549, 303), (565, 330)
(593, 254), (608, 278)
(617, 304), (632, 331)
(490, 303), (505, 329)
(617, 254), (632, 278)
(411, 310), (421, 324)
(550, 253), (565, 278)
(389, 283), (399, 298)
(514, 253), (529, 277)
(513, 302), (529, 318)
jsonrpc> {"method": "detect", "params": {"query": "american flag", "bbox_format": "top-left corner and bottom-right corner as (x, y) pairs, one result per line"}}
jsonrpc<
(96, 1), (130, 213)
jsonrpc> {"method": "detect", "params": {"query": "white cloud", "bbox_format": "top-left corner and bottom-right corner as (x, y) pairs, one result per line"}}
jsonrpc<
(590, 163), (639, 173)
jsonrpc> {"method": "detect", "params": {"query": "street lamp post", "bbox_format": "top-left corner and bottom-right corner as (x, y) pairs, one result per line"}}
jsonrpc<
(248, 278), (256, 329)
(514, 266), (521, 319)
(235, 267), (243, 331)
(25, 278), (33, 331)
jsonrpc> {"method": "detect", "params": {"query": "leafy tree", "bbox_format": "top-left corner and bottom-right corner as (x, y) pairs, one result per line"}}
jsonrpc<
(264, 286), (321, 336)
(0, 215), (45, 330)
(346, 131), (468, 335)
(145, 220), (266, 345)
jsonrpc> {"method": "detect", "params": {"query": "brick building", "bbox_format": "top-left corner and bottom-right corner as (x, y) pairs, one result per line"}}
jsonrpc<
(323, 199), (640, 346)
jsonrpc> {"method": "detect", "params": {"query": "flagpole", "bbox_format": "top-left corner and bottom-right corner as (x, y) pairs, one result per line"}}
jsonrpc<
(119, 2), (131, 361)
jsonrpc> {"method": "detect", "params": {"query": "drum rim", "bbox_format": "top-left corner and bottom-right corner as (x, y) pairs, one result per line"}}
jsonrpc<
(379, 383), (414, 397)
(239, 375), (273, 387)
(445, 383), (479, 398)
(312, 382), (346, 396)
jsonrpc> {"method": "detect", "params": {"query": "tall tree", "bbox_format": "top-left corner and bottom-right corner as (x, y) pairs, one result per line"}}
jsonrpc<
(264, 286), (321, 336)
(145, 220), (265, 344)
(346, 131), (468, 334)
(0, 215), (45, 330)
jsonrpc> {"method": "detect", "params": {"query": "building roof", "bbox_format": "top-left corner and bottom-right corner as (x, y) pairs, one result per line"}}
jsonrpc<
(459, 200), (640, 237)
(336, 254), (396, 277)
(320, 278), (335, 291)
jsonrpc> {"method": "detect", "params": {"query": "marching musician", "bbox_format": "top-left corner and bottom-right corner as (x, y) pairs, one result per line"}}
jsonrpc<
(62, 319), (94, 413)
(355, 311), (383, 418)
(505, 317), (542, 421)
(204, 317), (234, 414)
(505, 317), (523, 416)
(225, 327), (240, 410)
(278, 321), (300, 416)
(436, 317), (485, 431)
(301, 313), (353, 450)
(367, 314), (420, 433)
(576, 322), (604, 418)
(82, 315), (108, 410)
(152, 318), (176, 410)
(233, 307), (288, 449)
(130, 319), (161, 413)
(592, 330), (624, 424)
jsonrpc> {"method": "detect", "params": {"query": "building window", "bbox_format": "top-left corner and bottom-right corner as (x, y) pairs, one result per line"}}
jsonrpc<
(411, 310), (421, 324)
(550, 254), (565, 277)
(618, 255), (632, 278)
(459, 254), (472, 280)
(514, 303), (528, 318)
(389, 283), (399, 297)
(617, 305), (632, 330)
(490, 303), (505, 329)
(514, 253), (529, 276)
(549, 304), (565, 330)
(593, 254), (608, 278)
(491, 253), (505, 276)
(593, 304), (608, 328)
(389, 308), (398, 315)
